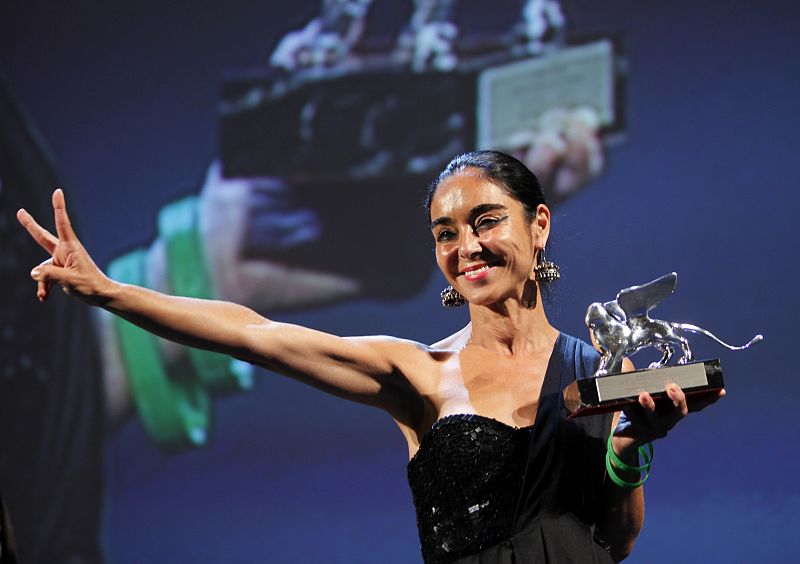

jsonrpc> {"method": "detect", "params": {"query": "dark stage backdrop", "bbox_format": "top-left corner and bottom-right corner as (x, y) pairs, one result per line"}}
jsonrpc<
(1, 1), (797, 563)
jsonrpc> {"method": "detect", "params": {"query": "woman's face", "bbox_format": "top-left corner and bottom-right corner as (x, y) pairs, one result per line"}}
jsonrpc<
(429, 169), (548, 307)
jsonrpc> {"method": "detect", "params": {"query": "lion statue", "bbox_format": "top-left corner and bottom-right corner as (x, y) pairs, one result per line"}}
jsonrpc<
(586, 272), (763, 377)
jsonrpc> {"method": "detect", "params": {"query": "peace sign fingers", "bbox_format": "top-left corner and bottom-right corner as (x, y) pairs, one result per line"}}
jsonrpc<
(17, 189), (109, 304)
(52, 188), (78, 243)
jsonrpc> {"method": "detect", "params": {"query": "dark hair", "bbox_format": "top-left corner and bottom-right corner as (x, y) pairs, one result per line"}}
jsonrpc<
(425, 150), (547, 222)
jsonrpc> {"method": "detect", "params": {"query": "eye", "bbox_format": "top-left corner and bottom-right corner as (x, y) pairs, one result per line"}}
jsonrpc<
(475, 215), (506, 232)
(435, 229), (456, 243)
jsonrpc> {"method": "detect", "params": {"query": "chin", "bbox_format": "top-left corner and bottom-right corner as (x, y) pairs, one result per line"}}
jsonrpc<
(464, 292), (518, 306)
(464, 291), (508, 308)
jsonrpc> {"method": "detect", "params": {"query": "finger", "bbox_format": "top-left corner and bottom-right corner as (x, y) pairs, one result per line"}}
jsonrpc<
(52, 189), (78, 242)
(636, 392), (674, 439)
(34, 260), (54, 302)
(638, 391), (656, 413)
(32, 260), (61, 302)
(666, 383), (689, 417)
(31, 257), (54, 275)
(561, 137), (590, 171)
(37, 280), (50, 302)
(641, 391), (676, 420)
(525, 138), (560, 184)
(16, 208), (59, 254)
(31, 260), (63, 286)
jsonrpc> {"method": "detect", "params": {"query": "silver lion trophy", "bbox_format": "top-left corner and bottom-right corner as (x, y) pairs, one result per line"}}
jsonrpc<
(563, 272), (763, 417)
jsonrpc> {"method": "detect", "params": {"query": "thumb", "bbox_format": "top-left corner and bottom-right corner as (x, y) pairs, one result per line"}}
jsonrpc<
(31, 260), (67, 284)
(31, 261), (72, 302)
(31, 259), (53, 302)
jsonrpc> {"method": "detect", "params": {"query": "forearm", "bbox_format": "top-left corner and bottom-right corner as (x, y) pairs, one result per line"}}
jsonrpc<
(100, 279), (266, 360)
(598, 440), (645, 561)
(95, 239), (266, 450)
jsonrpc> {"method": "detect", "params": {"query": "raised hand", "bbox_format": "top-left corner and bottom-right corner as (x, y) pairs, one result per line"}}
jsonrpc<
(16, 189), (111, 305)
(613, 384), (726, 453)
(513, 106), (604, 204)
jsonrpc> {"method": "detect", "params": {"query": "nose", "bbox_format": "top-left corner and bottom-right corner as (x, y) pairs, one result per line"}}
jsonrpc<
(458, 228), (482, 258)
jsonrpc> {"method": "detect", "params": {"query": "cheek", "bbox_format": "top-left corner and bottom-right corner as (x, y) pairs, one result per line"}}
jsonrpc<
(488, 231), (533, 267)
(481, 230), (512, 254)
(435, 244), (455, 264)
(434, 244), (459, 275)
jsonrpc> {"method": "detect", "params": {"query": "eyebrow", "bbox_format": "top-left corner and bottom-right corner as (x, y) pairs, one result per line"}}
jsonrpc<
(430, 203), (508, 230)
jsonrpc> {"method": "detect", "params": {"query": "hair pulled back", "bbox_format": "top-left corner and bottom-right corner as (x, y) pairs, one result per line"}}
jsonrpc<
(425, 150), (547, 223)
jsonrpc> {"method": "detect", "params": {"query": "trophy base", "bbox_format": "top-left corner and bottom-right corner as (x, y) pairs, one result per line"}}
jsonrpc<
(563, 359), (724, 418)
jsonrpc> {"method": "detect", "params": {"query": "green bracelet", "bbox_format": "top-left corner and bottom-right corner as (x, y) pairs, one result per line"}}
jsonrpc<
(607, 433), (653, 472)
(605, 433), (653, 488)
(159, 195), (252, 392)
(108, 249), (210, 450)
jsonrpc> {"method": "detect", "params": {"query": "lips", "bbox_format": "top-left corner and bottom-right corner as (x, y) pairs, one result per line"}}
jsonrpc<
(461, 262), (500, 281)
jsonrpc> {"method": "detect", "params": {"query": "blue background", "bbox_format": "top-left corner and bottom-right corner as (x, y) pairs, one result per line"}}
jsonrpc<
(2, 1), (798, 562)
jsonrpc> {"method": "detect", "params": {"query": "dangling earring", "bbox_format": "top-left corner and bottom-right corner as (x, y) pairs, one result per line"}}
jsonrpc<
(533, 251), (560, 283)
(441, 285), (467, 307)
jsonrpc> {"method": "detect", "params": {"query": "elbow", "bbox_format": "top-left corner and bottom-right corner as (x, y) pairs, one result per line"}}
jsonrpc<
(598, 502), (644, 562)
(236, 318), (283, 366)
(601, 479), (645, 562)
(610, 541), (634, 562)
(607, 521), (643, 562)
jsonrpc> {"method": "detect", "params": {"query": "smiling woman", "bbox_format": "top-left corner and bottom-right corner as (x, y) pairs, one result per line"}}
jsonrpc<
(16, 150), (716, 563)
(428, 152), (553, 310)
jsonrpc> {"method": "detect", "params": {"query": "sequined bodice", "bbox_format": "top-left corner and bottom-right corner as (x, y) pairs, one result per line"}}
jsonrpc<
(407, 414), (533, 564)
(406, 334), (616, 564)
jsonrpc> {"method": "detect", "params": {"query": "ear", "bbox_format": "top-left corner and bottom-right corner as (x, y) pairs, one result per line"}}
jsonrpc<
(530, 204), (551, 254)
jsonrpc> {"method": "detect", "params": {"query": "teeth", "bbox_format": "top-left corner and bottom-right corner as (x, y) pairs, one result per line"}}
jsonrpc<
(465, 265), (491, 277)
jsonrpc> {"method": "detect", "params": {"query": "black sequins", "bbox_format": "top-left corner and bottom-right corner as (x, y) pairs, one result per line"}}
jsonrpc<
(407, 414), (531, 564)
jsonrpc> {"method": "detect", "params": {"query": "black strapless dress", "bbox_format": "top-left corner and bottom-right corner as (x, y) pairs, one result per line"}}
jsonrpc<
(407, 333), (615, 563)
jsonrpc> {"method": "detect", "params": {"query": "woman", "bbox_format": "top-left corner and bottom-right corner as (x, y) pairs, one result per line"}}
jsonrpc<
(17, 151), (718, 562)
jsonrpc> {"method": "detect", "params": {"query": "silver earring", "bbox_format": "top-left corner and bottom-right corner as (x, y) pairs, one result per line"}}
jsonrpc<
(441, 285), (467, 307)
(533, 252), (560, 283)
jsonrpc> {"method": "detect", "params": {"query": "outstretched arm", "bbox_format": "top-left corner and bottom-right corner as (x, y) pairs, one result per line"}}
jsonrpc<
(17, 190), (424, 417)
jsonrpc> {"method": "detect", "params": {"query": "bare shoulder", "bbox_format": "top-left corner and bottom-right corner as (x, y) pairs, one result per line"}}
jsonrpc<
(350, 333), (454, 375)
(381, 329), (467, 451)
(346, 333), (438, 357)
(345, 334), (449, 428)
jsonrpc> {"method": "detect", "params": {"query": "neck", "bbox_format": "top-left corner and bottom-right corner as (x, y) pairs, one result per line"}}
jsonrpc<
(466, 288), (557, 356)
